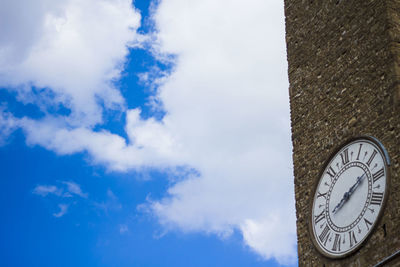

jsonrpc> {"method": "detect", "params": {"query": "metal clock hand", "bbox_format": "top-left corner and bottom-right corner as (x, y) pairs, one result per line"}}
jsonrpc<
(347, 173), (366, 196)
(332, 191), (349, 214)
(332, 173), (366, 214)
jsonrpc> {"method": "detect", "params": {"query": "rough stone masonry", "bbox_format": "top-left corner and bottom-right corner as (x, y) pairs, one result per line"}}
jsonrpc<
(284, 0), (400, 266)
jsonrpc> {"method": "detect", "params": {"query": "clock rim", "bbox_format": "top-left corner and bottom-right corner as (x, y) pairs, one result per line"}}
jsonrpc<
(308, 135), (391, 259)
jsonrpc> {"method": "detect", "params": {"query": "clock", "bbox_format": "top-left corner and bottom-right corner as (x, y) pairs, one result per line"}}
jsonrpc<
(310, 136), (390, 258)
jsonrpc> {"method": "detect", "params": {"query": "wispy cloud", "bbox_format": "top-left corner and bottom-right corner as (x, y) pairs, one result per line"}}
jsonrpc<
(33, 185), (63, 197)
(53, 204), (68, 218)
(33, 181), (87, 218)
(93, 189), (122, 214)
(62, 181), (88, 198)
(0, 107), (20, 145)
(33, 181), (87, 199)
(119, 224), (129, 234)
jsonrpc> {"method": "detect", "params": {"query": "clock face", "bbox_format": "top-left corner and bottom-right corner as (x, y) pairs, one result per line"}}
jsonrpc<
(311, 137), (390, 258)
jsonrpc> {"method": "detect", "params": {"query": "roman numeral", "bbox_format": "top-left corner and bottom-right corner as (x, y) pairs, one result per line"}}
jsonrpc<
(370, 192), (383, 206)
(332, 233), (341, 252)
(314, 209), (326, 224)
(356, 144), (363, 160)
(317, 191), (328, 199)
(326, 166), (336, 182)
(372, 167), (384, 183)
(340, 148), (349, 165)
(349, 230), (358, 248)
(366, 150), (377, 167)
(364, 218), (373, 231)
(319, 225), (331, 246)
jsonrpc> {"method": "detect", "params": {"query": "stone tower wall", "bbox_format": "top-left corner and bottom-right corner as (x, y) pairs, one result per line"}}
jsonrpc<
(284, 0), (400, 266)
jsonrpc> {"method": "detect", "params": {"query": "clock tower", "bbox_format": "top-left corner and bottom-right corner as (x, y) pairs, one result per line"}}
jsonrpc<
(284, 1), (400, 266)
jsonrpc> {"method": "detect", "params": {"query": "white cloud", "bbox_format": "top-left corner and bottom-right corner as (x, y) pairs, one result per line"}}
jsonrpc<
(33, 182), (87, 218)
(119, 224), (129, 234)
(93, 189), (122, 214)
(0, 0), (142, 126)
(18, 110), (179, 171)
(1, 0), (296, 264)
(53, 204), (69, 218)
(0, 108), (20, 145)
(241, 217), (297, 265)
(33, 185), (63, 197)
(33, 181), (87, 198)
(62, 181), (88, 198)
(145, 0), (296, 264)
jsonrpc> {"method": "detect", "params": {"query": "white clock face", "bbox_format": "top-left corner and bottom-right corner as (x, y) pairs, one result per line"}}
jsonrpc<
(311, 138), (389, 258)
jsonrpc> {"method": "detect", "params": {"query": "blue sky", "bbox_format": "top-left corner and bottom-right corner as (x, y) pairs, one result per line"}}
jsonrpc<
(0, 0), (296, 266)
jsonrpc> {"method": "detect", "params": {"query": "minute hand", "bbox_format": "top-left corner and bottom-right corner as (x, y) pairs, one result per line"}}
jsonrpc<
(348, 173), (366, 195)
(332, 173), (366, 214)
